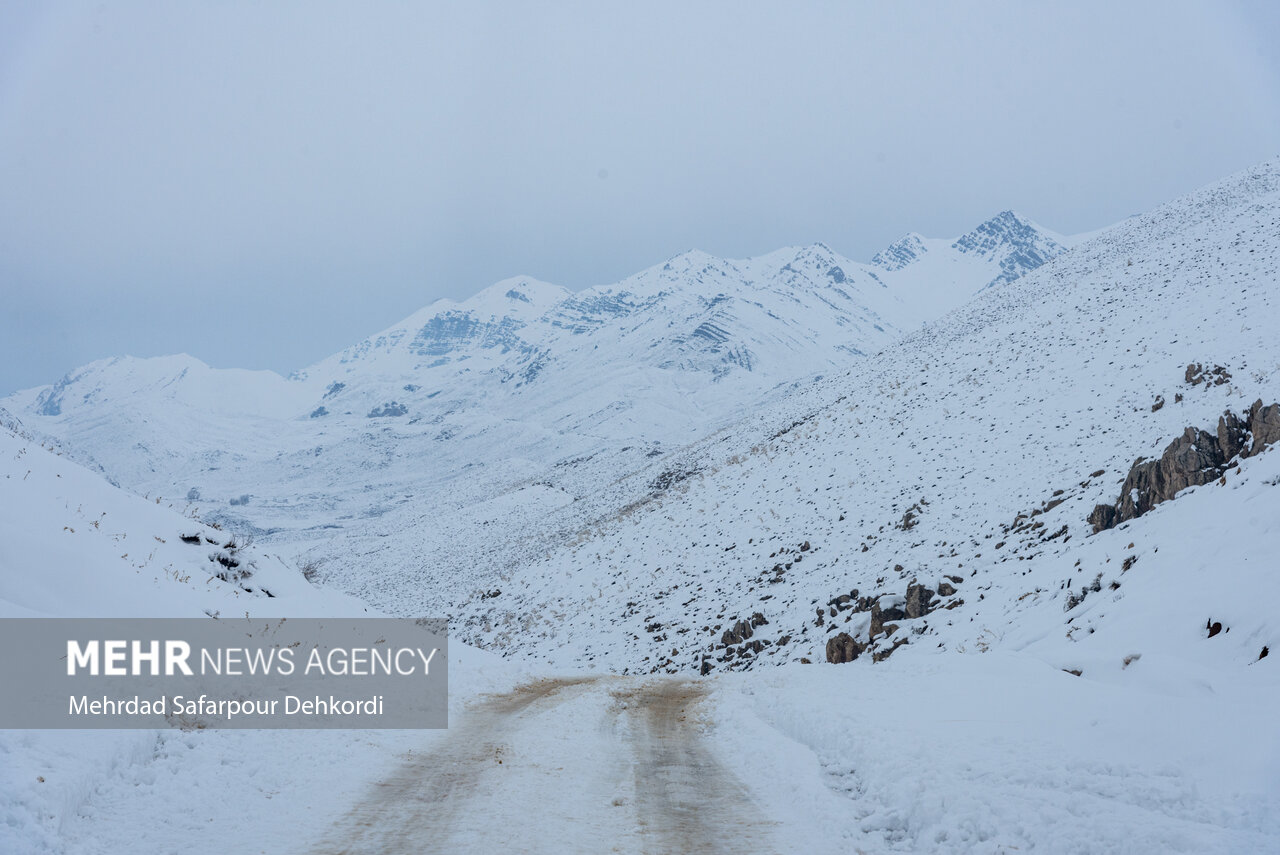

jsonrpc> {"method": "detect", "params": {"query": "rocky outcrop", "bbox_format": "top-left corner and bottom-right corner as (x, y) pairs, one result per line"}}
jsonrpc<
(720, 612), (768, 646)
(1091, 400), (1280, 532)
(1185, 363), (1231, 387)
(1248, 399), (1280, 453)
(825, 632), (863, 664)
(1217, 410), (1246, 462)
(869, 598), (906, 639)
(903, 583), (936, 619)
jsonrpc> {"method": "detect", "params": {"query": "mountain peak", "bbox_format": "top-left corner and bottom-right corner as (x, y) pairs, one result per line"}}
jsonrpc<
(952, 210), (1058, 257)
(952, 210), (1068, 288)
(660, 248), (722, 270)
(465, 276), (571, 319)
(871, 232), (927, 271)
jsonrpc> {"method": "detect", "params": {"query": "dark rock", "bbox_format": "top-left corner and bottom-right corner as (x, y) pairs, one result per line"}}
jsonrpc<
(721, 612), (768, 646)
(1093, 401), (1280, 533)
(1093, 426), (1228, 532)
(1218, 410), (1247, 463)
(1248, 400), (1280, 455)
(903, 584), (936, 619)
(869, 599), (906, 639)
(937, 581), (957, 597)
(1185, 363), (1231, 387)
(1088, 504), (1118, 532)
(825, 632), (863, 664)
(1127, 428), (1223, 516)
(720, 620), (753, 646)
(1207, 619), (1223, 639)
(872, 637), (908, 663)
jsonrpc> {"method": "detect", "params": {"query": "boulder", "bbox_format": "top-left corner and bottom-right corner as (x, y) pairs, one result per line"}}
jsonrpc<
(720, 620), (753, 646)
(903, 583), (936, 619)
(720, 612), (769, 646)
(869, 600), (906, 639)
(825, 632), (863, 664)
(1218, 410), (1247, 463)
(1088, 503), (1118, 532)
(1248, 400), (1280, 456)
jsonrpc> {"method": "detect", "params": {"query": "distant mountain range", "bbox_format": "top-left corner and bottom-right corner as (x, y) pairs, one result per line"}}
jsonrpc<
(2, 210), (1079, 610)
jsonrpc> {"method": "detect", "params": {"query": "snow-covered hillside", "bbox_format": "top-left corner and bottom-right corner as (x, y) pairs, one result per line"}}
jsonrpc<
(0, 212), (1070, 609)
(0, 408), (367, 620)
(440, 157), (1280, 678)
(0, 407), (520, 854)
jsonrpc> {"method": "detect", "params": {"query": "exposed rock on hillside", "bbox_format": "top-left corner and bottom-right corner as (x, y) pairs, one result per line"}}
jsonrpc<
(1185, 363), (1232, 387)
(825, 632), (863, 664)
(1090, 399), (1280, 532)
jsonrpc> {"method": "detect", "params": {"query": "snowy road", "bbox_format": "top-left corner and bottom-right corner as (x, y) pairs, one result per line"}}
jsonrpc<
(314, 676), (779, 854)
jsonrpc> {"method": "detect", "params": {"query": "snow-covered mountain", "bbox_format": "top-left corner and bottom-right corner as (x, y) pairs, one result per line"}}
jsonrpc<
(5, 164), (1280, 854)
(442, 157), (1280, 675)
(0, 211), (1071, 607)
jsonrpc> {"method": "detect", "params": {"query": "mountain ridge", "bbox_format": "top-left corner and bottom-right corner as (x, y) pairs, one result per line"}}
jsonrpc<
(0, 207), (1085, 624)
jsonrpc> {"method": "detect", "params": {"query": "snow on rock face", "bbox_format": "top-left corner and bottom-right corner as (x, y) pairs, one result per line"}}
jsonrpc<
(1090, 399), (1280, 532)
(950, 209), (1069, 288)
(870, 232), (927, 271)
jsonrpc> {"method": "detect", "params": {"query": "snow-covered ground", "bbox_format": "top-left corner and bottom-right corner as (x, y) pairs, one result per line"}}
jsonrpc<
(3, 160), (1279, 853)
(0, 413), (524, 853)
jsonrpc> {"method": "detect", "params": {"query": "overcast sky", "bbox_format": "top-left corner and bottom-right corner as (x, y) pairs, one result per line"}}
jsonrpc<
(2, 1), (1278, 394)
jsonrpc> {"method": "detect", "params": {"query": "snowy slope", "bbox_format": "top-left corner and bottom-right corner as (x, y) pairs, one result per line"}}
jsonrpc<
(0, 408), (522, 855)
(445, 158), (1280, 677)
(0, 408), (366, 619)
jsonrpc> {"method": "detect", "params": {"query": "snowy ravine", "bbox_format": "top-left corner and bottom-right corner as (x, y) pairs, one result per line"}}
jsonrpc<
(1, 161), (1278, 854)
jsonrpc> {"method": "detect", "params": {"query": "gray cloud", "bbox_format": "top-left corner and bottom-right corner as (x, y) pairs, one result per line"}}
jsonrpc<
(2, 0), (1278, 393)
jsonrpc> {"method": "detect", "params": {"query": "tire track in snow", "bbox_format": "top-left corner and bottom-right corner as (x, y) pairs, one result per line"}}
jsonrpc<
(313, 676), (777, 854)
(614, 679), (779, 855)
